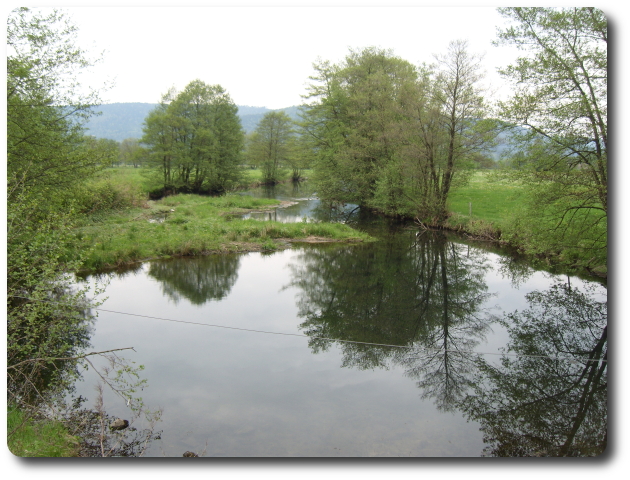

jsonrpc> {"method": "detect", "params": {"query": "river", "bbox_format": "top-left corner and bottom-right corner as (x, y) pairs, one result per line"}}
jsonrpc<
(74, 182), (607, 457)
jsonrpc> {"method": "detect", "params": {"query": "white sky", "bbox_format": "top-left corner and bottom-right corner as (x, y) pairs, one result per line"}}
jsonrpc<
(10, 3), (533, 109)
(7, 2), (625, 112)
(67, 5), (519, 109)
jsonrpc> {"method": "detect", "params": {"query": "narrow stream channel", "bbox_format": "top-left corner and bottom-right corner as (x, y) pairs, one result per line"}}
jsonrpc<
(74, 183), (607, 457)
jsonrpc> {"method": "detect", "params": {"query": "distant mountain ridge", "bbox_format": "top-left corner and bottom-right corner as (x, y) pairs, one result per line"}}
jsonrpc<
(84, 103), (301, 142)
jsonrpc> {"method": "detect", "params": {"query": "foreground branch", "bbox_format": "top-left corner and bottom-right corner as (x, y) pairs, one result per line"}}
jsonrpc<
(7, 348), (136, 371)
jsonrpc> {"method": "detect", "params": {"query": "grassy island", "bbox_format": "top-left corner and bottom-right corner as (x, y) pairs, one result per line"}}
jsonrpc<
(73, 191), (373, 272)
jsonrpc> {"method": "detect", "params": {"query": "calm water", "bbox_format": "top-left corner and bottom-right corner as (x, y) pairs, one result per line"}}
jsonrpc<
(75, 183), (607, 457)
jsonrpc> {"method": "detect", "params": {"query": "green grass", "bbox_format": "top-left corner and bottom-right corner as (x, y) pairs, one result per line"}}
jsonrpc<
(446, 171), (606, 272)
(448, 171), (524, 225)
(7, 406), (80, 457)
(74, 193), (373, 271)
(103, 166), (300, 192)
(98, 166), (158, 194)
(240, 167), (274, 184)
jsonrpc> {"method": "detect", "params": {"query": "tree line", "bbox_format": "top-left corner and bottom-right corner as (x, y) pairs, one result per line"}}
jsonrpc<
(135, 7), (607, 269)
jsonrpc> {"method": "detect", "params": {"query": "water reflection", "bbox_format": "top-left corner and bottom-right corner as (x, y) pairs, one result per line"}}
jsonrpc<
(287, 229), (498, 412)
(74, 183), (607, 456)
(285, 225), (607, 454)
(460, 282), (607, 456)
(147, 254), (241, 305)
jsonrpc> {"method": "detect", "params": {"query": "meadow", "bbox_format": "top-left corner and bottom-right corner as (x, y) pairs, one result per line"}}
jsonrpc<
(74, 167), (523, 271)
(73, 168), (371, 271)
(448, 171), (522, 223)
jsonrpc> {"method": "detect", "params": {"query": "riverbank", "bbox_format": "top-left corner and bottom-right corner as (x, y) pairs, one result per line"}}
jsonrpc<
(8, 406), (80, 457)
(443, 172), (607, 279)
(79, 167), (606, 278)
(73, 192), (373, 272)
(436, 213), (607, 280)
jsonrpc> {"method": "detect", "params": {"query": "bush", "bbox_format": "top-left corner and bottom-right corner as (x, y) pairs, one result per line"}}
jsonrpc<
(74, 179), (147, 214)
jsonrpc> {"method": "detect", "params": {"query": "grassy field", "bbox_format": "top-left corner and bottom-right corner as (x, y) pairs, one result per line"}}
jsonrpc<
(444, 171), (524, 238)
(448, 171), (523, 225)
(102, 166), (299, 190)
(77, 168), (524, 270)
(74, 190), (372, 271)
(95, 166), (158, 193)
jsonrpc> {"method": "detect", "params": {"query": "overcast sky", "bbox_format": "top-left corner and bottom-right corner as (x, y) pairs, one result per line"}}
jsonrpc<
(70, 5), (524, 109)
(17, 4), (531, 109)
(9, 2), (623, 112)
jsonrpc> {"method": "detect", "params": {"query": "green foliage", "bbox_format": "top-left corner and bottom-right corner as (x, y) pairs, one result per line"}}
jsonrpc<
(499, 179), (607, 269)
(8, 406), (80, 457)
(495, 7), (607, 267)
(301, 44), (496, 222)
(118, 138), (146, 167)
(245, 111), (295, 184)
(7, 8), (105, 199)
(302, 48), (418, 207)
(72, 173), (148, 216)
(88, 137), (120, 167)
(142, 80), (245, 195)
(7, 190), (102, 407)
(6, 7), (106, 408)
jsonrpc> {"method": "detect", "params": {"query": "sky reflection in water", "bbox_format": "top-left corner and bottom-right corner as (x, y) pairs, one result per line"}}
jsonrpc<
(76, 187), (607, 457)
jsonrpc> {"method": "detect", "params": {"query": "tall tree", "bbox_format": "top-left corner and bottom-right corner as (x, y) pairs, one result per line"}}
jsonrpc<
(495, 7), (607, 267)
(377, 40), (495, 223)
(301, 48), (419, 207)
(285, 131), (313, 182)
(7, 7), (104, 406)
(142, 80), (244, 194)
(302, 45), (494, 223)
(119, 138), (145, 167)
(7, 7), (105, 198)
(246, 111), (295, 184)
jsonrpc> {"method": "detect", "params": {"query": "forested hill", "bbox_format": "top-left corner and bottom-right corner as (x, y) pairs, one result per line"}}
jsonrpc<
(84, 103), (301, 141)
(239, 105), (301, 134)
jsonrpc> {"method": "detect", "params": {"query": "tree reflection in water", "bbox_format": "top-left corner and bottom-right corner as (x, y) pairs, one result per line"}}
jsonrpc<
(397, 235), (497, 412)
(287, 230), (496, 411)
(147, 254), (241, 305)
(460, 282), (607, 457)
(287, 230), (607, 456)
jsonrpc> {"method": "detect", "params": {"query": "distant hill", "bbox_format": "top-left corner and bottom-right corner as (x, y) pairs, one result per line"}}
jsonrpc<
(83, 103), (302, 142)
(238, 105), (301, 134)
(84, 103), (155, 142)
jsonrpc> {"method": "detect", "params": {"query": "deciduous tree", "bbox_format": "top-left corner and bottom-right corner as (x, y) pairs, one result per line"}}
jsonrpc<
(142, 80), (244, 194)
(119, 138), (145, 167)
(302, 44), (494, 223)
(378, 40), (495, 223)
(6, 7), (105, 406)
(7, 7), (104, 198)
(246, 111), (295, 184)
(302, 48), (419, 207)
(495, 7), (607, 268)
